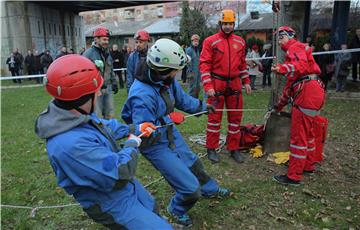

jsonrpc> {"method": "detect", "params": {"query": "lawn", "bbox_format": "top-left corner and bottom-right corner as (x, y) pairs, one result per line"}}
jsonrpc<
(1, 83), (359, 229)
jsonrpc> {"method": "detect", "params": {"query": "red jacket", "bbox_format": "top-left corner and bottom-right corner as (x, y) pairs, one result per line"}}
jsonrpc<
(199, 30), (250, 92)
(277, 39), (324, 110)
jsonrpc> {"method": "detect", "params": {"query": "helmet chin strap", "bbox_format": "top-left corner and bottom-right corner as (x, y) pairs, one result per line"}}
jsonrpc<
(75, 94), (95, 115)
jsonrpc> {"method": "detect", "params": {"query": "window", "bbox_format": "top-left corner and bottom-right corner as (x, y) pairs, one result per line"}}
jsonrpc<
(75, 27), (77, 36)
(38, 21), (41, 34)
(48, 23), (51, 35)
(54, 24), (56, 35)
(79, 27), (81, 36)
(67, 26), (70, 36)
(59, 25), (61, 35)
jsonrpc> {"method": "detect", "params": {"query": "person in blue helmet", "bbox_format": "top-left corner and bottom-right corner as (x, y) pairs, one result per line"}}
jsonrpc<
(35, 54), (172, 230)
(122, 38), (230, 227)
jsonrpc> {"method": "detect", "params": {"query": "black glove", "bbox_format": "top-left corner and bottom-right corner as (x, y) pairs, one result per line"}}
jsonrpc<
(206, 104), (216, 114)
(112, 84), (119, 94)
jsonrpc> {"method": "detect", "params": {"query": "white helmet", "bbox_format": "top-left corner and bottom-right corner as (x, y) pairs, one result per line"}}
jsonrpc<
(147, 38), (190, 71)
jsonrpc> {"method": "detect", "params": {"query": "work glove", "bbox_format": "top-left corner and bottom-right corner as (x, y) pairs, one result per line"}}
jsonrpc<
(168, 112), (185, 125)
(124, 134), (142, 148)
(272, 151), (290, 164)
(206, 104), (216, 114)
(139, 122), (157, 137)
(250, 145), (263, 158)
(112, 84), (119, 94)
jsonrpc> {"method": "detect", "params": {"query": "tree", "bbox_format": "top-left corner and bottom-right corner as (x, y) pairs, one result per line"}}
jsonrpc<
(179, 1), (210, 46)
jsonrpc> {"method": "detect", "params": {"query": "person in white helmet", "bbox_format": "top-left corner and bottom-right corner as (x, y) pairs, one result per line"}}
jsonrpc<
(122, 38), (230, 227)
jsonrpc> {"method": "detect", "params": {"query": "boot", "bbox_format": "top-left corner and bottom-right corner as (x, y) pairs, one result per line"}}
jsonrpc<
(167, 205), (193, 227)
(203, 187), (231, 199)
(207, 149), (220, 163)
(273, 175), (301, 186)
(230, 150), (244, 163)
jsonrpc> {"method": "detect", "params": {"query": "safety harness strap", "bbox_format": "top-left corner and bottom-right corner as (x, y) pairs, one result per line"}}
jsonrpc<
(89, 120), (120, 152)
(159, 86), (175, 150)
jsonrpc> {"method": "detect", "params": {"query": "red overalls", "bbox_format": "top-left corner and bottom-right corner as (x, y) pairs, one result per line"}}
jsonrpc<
(276, 39), (326, 181)
(200, 30), (250, 151)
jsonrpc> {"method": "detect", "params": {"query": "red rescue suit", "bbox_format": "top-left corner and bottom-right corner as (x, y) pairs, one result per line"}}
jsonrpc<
(276, 39), (326, 181)
(200, 30), (250, 150)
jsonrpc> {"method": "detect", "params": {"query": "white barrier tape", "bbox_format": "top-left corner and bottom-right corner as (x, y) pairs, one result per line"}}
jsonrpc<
(2, 48), (359, 80)
(216, 109), (265, 112)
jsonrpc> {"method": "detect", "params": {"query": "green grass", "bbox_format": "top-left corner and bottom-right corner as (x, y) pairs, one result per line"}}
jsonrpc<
(1, 84), (360, 229)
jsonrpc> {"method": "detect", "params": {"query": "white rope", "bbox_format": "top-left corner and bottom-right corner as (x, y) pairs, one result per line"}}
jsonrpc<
(216, 108), (265, 112)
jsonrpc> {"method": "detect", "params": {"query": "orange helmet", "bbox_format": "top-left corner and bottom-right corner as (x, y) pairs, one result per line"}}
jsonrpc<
(219, 9), (236, 23)
(44, 55), (103, 101)
(93, 26), (110, 37)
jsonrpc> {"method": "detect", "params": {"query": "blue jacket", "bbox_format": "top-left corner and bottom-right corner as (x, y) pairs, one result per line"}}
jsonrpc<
(35, 102), (140, 209)
(121, 66), (207, 157)
(126, 51), (139, 92)
(185, 45), (200, 75)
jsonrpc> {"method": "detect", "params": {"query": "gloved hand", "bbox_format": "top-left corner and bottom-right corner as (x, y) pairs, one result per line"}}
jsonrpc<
(112, 84), (119, 94)
(206, 104), (216, 114)
(139, 122), (157, 137)
(169, 112), (185, 125)
(124, 134), (142, 148)
(272, 151), (290, 164)
(250, 145), (263, 158)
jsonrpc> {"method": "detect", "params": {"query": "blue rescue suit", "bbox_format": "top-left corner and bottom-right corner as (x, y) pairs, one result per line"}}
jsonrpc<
(122, 66), (219, 216)
(35, 102), (172, 230)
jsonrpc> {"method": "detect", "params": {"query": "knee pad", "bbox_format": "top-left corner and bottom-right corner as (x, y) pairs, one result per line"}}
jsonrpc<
(190, 159), (211, 185)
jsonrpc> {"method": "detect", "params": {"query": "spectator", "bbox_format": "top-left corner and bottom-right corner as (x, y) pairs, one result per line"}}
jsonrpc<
(56, 47), (67, 59)
(126, 30), (150, 92)
(246, 44), (261, 90)
(185, 34), (202, 98)
(261, 43), (273, 88)
(13, 48), (24, 75)
(79, 47), (86, 55)
(305, 35), (314, 47)
(335, 44), (352, 92)
(349, 28), (360, 82)
(40, 50), (53, 73)
(83, 26), (118, 119)
(316, 42), (335, 90)
(110, 44), (125, 89)
(181, 44), (188, 83)
(24, 50), (35, 75)
(34, 50), (44, 83)
(6, 53), (21, 83)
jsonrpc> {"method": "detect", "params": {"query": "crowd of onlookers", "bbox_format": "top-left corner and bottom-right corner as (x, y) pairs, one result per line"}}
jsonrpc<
(5, 28), (360, 93)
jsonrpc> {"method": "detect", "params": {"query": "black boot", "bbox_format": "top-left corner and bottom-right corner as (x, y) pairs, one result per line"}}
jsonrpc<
(207, 149), (220, 163)
(273, 175), (301, 186)
(230, 150), (244, 163)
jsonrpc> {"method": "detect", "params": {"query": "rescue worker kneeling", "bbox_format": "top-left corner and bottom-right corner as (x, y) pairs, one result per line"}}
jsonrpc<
(271, 26), (326, 186)
(35, 55), (172, 229)
(122, 38), (230, 227)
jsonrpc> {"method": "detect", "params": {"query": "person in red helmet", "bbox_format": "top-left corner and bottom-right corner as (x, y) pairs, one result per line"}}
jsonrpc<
(83, 26), (118, 119)
(126, 29), (151, 92)
(271, 26), (326, 186)
(200, 9), (251, 164)
(35, 55), (171, 229)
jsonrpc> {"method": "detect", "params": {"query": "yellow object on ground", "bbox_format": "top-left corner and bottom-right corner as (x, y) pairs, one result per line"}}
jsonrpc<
(272, 151), (290, 164)
(250, 145), (263, 158)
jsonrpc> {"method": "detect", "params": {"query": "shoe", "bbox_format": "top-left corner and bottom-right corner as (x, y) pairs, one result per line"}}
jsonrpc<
(207, 149), (220, 163)
(230, 150), (244, 163)
(205, 187), (231, 199)
(303, 170), (314, 175)
(273, 175), (301, 186)
(167, 206), (193, 227)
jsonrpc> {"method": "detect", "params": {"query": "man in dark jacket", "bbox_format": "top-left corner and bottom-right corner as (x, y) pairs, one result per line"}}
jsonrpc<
(6, 53), (21, 83)
(349, 28), (360, 82)
(13, 48), (24, 75)
(56, 47), (68, 59)
(110, 44), (125, 89)
(83, 26), (118, 119)
(24, 50), (35, 75)
(316, 43), (334, 90)
(34, 50), (44, 83)
(40, 50), (53, 73)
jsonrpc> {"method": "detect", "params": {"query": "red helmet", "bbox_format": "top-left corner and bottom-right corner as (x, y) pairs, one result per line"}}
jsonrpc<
(44, 54), (103, 101)
(275, 26), (296, 37)
(134, 29), (150, 41)
(93, 26), (110, 37)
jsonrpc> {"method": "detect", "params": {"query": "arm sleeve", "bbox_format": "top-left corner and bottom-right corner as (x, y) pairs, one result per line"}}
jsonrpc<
(57, 137), (138, 192)
(173, 80), (206, 114)
(240, 45), (250, 85)
(199, 39), (214, 92)
(185, 47), (193, 72)
(126, 54), (135, 91)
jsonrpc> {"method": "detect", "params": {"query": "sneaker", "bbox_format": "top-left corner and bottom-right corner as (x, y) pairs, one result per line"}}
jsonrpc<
(207, 149), (220, 163)
(167, 206), (193, 227)
(273, 175), (301, 186)
(230, 150), (244, 163)
(209, 187), (231, 199)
